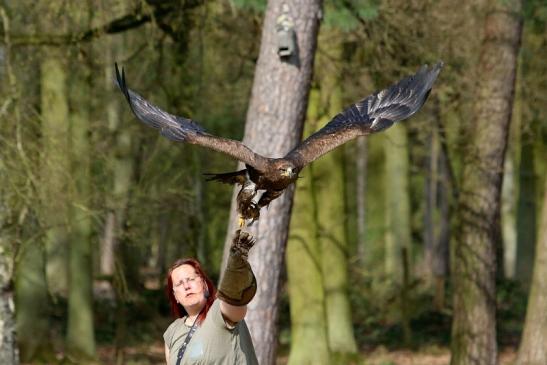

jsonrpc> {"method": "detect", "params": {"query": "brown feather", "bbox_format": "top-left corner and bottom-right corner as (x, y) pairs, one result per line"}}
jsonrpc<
(115, 64), (269, 172)
(284, 62), (443, 169)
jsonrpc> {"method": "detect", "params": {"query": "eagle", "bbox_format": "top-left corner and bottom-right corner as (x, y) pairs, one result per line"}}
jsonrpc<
(115, 62), (442, 226)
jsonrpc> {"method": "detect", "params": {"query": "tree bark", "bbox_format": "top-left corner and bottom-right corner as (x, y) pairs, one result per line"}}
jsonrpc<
(450, 1), (523, 364)
(221, 1), (322, 364)
(0, 11), (19, 364)
(0, 213), (18, 365)
(515, 156), (547, 365)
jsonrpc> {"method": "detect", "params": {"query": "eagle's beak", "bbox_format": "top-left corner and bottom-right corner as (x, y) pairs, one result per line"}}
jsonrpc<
(282, 168), (294, 177)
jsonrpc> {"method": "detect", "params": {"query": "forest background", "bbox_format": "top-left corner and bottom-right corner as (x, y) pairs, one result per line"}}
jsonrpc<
(0, 0), (546, 364)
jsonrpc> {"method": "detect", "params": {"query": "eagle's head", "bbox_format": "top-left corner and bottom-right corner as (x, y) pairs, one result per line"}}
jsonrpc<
(280, 166), (296, 178)
(275, 160), (298, 180)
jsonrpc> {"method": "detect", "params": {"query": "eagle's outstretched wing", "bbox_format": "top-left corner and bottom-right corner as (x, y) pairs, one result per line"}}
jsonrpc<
(115, 64), (269, 171)
(285, 62), (443, 169)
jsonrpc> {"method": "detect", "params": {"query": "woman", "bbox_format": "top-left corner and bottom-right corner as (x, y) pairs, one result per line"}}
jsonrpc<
(163, 230), (258, 365)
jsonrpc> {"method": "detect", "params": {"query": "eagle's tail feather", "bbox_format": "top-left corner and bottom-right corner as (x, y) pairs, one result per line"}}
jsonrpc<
(203, 170), (247, 185)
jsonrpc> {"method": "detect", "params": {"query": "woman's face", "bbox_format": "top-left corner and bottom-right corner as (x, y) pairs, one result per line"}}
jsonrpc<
(171, 264), (207, 314)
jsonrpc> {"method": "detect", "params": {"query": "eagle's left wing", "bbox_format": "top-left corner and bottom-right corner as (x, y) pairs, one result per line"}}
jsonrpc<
(284, 62), (443, 169)
(115, 64), (270, 171)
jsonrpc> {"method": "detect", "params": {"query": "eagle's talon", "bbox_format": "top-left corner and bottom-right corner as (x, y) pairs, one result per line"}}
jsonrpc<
(238, 216), (246, 228)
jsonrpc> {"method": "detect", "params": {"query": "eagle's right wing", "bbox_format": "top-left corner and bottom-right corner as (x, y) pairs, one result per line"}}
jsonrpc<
(284, 62), (443, 169)
(115, 64), (269, 171)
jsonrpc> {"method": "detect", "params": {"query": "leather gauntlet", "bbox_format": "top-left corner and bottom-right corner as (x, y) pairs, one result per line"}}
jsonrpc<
(217, 230), (257, 306)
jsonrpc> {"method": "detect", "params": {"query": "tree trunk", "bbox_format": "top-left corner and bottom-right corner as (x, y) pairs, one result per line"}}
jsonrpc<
(515, 134), (536, 290)
(0, 213), (18, 365)
(434, 141), (450, 311)
(221, 1), (322, 364)
(314, 39), (357, 357)
(0, 251), (17, 365)
(356, 137), (367, 265)
(40, 50), (70, 296)
(0, 13), (19, 364)
(515, 157), (547, 365)
(501, 154), (517, 278)
(384, 125), (411, 281)
(424, 122), (439, 285)
(15, 216), (52, 362)
(286, 89), (330, 365)
(66, 55), (95, 358)
(450, 1), (523, 364)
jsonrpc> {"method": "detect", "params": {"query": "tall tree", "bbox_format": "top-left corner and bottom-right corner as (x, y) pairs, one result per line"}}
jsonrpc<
(0, 243), (17, 365)
(66, 51), (95, 358)
(0, 179), (18, 365)
(314, 36), (357, 358)
(0, 6), (19, 364)
(383, 124), (411, 280)
(286, 89), (330, 365)
(40, 49), (70, 295)
(516, 174), (547, 365)
(515, 127), (537, 289)
(450, 0), (523, 364)
(221, 1), (322, 363)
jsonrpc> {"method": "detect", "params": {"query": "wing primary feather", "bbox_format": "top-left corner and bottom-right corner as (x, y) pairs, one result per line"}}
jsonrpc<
(284, 61), (443, 168)
(114, 64), (271, 171)
(114, 63), (206, 141)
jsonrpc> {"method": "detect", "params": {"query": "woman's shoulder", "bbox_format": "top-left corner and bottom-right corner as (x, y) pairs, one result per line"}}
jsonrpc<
(163, 317), (185, 344)
(167, 317), (185, 329)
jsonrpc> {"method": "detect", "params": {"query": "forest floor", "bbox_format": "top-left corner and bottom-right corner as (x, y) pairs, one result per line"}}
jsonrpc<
(95, 342), (518, 365)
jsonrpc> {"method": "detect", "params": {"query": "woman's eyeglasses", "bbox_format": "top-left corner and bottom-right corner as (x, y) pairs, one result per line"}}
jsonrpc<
(173, 275), (201, 288)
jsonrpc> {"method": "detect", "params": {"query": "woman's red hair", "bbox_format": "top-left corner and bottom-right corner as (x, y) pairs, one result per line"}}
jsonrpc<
(165, 258), (217, 324)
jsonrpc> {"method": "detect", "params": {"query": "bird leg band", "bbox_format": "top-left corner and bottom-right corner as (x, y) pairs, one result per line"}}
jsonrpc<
(217, 230), (257, 306)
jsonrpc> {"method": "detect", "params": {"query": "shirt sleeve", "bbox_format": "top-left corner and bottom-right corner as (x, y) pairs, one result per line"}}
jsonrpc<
(210, 299), (238, 330)
(163, 318), (181, 349)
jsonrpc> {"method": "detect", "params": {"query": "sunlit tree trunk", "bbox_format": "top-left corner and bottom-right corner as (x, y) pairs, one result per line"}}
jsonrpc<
(221, 1), (322, 363)
(384, 125), (411, 281)
(106, 58), (135, 365)
(515, 148), (547, 365)
(356, 137), (367, 264)
(66, 52), (95, 357)
(40, 50), (70, 295)
(424, 123), (439, 285)
(287, 90), (330, 365)
(314, 39), (357, 358)
(450, 1), (522, 364)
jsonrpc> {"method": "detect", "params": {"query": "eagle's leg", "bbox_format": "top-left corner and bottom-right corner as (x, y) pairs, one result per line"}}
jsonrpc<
(237, 180), (258, 227)
(257, 189), (285, 209)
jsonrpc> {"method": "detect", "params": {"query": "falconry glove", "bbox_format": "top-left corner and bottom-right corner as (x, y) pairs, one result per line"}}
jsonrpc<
(217, 230), (257, 306)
